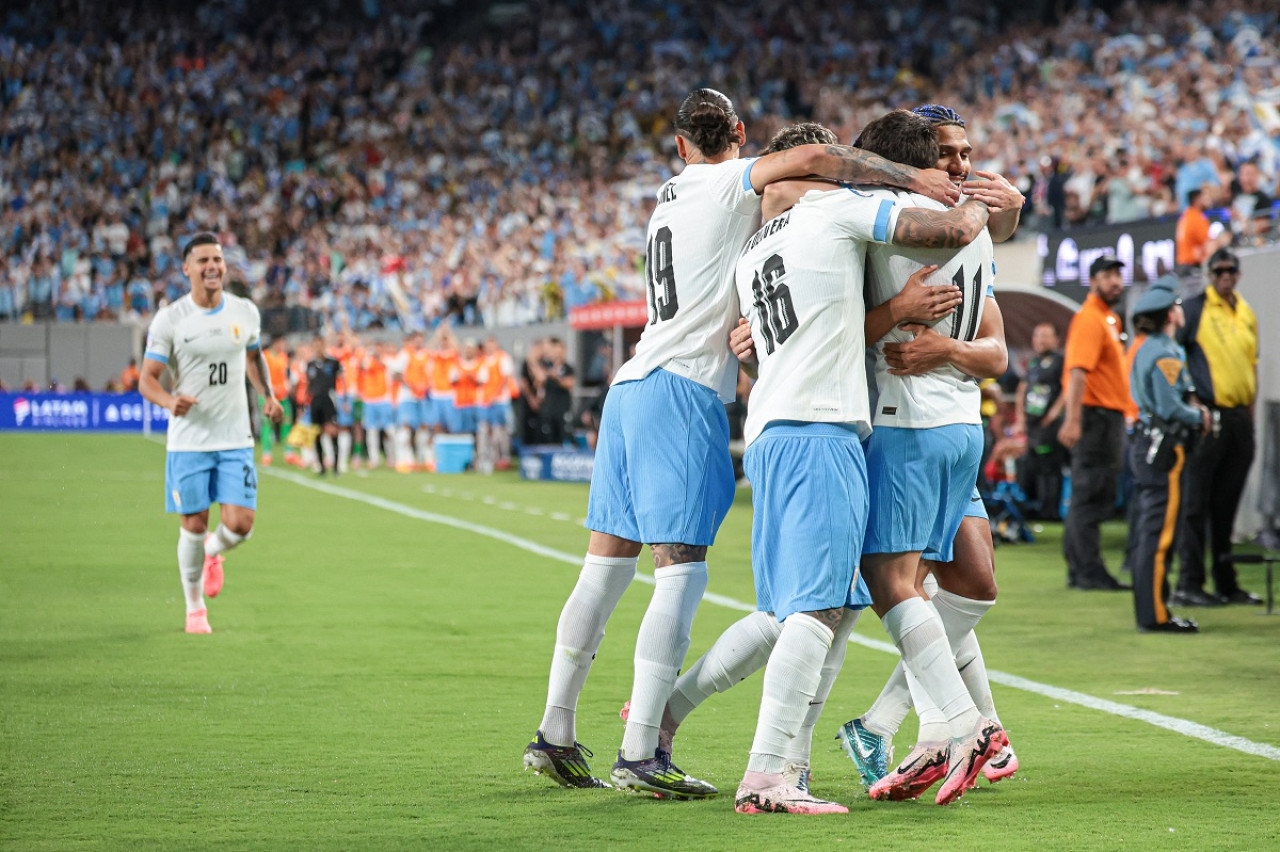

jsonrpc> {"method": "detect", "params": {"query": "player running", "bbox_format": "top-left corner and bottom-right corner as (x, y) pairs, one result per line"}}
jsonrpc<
(139, 232), (282, 634)
(523, 86), (965, 798)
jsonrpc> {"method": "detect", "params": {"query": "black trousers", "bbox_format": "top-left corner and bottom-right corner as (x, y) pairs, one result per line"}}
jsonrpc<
(1177, 407), (1256, 596)
(1128, 432), (1185, 628)
(1063, 406), (1125, 586)
(1020, 427), (1066, 520)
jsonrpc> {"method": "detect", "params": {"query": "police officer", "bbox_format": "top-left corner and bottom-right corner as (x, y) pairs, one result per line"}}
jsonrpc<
(1127, 275), (1212, 633)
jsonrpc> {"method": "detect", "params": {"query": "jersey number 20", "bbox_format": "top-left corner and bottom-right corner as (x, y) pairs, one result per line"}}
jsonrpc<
(646, 227), (678, 324)
(208, 362), (228, 385)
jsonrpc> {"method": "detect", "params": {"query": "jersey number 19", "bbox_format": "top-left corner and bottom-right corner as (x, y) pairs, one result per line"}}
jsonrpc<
(646, 227), (678, 325)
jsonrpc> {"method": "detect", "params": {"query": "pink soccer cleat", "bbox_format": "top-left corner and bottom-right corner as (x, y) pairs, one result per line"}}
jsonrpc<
(868, 741), (949, 801)
(935, 718), (1008, 805)
(185, 609), (212, 634)
(981, 743), (1019, 783)
(202, 534), (225, 598)
(734, 781), (847, 814)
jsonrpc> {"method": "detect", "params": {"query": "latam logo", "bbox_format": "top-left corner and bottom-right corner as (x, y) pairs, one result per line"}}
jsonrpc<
(13, 397), (30, 425)
(14, 397), (91, 428)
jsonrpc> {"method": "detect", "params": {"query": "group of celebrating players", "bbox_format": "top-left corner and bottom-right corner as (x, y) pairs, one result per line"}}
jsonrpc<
(257, 328), (518, 477)
(523, 90), (1027, 814)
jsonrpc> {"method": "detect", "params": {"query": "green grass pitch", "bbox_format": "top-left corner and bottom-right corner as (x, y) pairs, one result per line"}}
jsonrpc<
(2, 433), (1278, 851)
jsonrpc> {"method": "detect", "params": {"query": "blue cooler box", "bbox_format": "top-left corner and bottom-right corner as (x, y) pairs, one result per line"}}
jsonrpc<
(435, 434), (475, 473)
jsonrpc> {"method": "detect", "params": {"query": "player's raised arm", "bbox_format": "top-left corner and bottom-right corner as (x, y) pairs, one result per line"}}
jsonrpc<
(892, 199), (990, 249)
(963, 171), (1023, 242)
(865, 264), (963, 345)
(748, 143), (960, 207)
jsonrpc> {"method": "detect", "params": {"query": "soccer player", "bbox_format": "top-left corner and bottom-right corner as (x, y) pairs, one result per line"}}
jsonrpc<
(839, 104), (1022, 791)
(305, 336), (343, 476)
(359, 341), (396, 469)
(478, 336), (516, 472)
(333, 332), (363, 473)
(423, 326), (460, 468)
(390, 331), (431, 472)
(524, 88), (963, 796)
(450, 338), (485, 437)
(138, 232), (282, 634)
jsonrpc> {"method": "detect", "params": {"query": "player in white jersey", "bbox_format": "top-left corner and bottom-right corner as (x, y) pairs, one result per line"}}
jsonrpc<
(139, 233), (283, 635)
(525, 88), (963, 796)
(839, 104), (1025, 792)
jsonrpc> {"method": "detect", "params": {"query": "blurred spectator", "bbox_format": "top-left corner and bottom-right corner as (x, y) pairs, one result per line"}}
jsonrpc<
(1229, 161), (1274, 245)
(1105, 150), (1153, 224)
(1175, 189), (1230, 281)
(1015, 323), (1067, 520)
(119, 358), (141, 392)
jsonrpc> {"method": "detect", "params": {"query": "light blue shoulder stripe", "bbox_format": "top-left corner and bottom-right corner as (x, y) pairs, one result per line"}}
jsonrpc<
(873, 199), (894, 243)
(144, 352), (169, 365)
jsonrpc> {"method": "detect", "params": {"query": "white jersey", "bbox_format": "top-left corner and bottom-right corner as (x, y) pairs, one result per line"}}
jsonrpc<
(864, 188), (994, 429)
(612, 158), (762, 403)
(144, 293), (262, 452)
(736, 187), (904, 446)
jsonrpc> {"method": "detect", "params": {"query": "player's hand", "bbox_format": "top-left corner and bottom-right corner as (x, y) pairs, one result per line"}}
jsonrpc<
(962, 171), (1025, 213)
(263, 398), (284, 426)
(1197, 404), (1212, 437)
(912, 168), (962, 207)
(1058, 418), (1082, 450)
(729, 317), (757, 366)
(884, 323), (955, 375)
(889, 265), (959, 324)
(170, 395), (198, 417)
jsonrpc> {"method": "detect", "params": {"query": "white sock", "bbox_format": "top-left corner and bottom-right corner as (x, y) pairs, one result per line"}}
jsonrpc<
(367, 428), (381, 466)
(862, 663), (912, 737)
(337, 431), (352, 473)
(540, 553), (639, 746)
(881, 597), (979, 740)
(786, 608), (860, 763)
(320, 434), (336, 470)
(414, 429), (430, 465)
(904, 664), (951, 743)
(177, 528), (205, 613)
(494, 424), (510, 462)
(668, 610), (781, 725)
(746, 612), (833, 775)
(395, 426), (413, 466)
(620, 561), (708, 760)
(933, 589), (998, 723)
(204, 525), (248, 557)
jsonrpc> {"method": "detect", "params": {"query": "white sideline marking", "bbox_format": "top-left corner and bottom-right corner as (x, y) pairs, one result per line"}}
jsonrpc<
(267, 468), (1280, 763)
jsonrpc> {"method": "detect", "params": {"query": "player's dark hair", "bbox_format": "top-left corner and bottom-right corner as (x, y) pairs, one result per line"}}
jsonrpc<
(853, 110), (939, 171)
(1187, 188), (1202, 207)
(912, 104), (966, 129)
(182, 232), (220, 261)
(674, 89), (738, 156)
(763, 122), (837, 154)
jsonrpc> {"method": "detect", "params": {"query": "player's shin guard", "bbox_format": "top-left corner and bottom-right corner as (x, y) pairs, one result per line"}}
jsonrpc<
(540, 554), (639, 746)
(747, 613), (834, 775)
(787, 608), (860, 763)
(668, 610), (781, 727)
(620, 561), (709, 761)
(177, 528), (205, 613)
(882, 598), (980, 740)
(932, 590), (998, 723)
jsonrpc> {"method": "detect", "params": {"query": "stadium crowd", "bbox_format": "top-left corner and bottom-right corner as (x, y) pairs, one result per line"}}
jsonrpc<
(1, 0), (1278, 332)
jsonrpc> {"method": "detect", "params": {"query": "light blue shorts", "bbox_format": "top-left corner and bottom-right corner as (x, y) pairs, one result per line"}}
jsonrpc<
(362, 401), (395, 430)
(744, 422), (872, 621)
(863, 424), (983, 562)
(484, 401), (511, 426)
(165, 448), (257, 514)
(453, 405), (478, 434)
(585, 369), (734, 546)
(423, 396), (451, 429)
(963, 486), (988, 520)
(397, 397), (426, 428)
(335, 394), (356, 428)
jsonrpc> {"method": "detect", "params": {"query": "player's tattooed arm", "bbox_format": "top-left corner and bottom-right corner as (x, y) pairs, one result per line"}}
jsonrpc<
(893, 200), (989, 249)
(749, 145), (960, 207)
(651, 543), (708, 569)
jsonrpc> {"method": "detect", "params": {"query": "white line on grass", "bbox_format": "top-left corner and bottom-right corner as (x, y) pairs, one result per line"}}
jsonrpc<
(266, 467), (1280, 763)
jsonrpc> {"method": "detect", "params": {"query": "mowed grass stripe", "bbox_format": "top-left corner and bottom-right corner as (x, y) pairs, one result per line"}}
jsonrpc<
(264, 466), (1280, 763)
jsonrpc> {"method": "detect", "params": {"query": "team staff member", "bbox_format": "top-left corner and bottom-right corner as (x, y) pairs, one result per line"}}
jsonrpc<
(1059, 255), (1131, 592)
(305, 337), (343, 476)
(1128, 276), (1210, 633)
(1175, 248), (1262, 607)
(260, 336), (291, 466)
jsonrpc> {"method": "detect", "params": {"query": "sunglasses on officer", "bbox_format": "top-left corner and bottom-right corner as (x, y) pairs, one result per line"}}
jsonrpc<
(1210, 265), (1239, 276)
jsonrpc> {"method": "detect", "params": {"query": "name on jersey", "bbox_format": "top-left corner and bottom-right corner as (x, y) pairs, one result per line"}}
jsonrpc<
(742, 210), (792, 255)
(658, 182), (678, 204)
